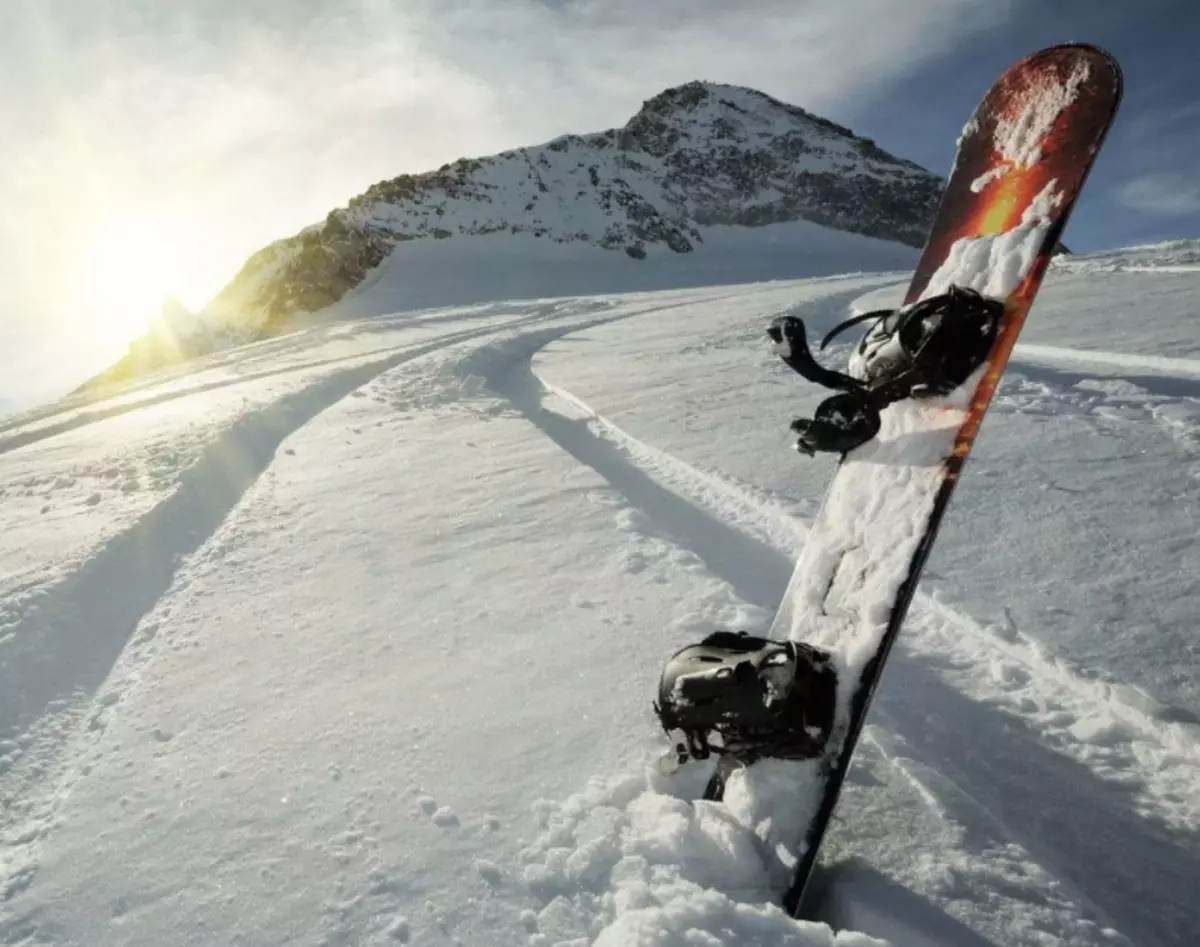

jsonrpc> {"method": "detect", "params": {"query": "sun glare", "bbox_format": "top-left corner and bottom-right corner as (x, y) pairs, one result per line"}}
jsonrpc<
(81, 212), (200, 346)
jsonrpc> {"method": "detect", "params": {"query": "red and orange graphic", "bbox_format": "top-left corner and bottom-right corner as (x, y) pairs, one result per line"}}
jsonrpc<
(907, 45), (1122, 481)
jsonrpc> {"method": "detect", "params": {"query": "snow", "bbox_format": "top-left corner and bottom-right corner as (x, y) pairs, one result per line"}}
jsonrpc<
(991, 59), (1090, 172)
(971, 55), (1090, 193)
(318, 222), (921, 323)
(924, 181), (1063, 299)
(520, 770), (882, 947)
(1, 241), (1199, 946)
(1051, 238), (1200, 274)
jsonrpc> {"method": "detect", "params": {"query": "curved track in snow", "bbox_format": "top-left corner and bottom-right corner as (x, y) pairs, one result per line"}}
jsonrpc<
(1, 314), (566, 904)
(475, 287), (1200, 946)
(3, 271), (1198, 946)
(0, 285), (773, 921)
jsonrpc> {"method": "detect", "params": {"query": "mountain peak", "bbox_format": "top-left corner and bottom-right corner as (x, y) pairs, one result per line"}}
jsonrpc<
(85, 80), (945, 389)
(204, 77), (942, 330)
(621, 81), (892, 162)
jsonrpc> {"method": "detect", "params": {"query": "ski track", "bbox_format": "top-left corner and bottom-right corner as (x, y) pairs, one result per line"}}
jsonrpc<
(0, 345), (416, 458)
(0, 332), (501, 900)
(872, 638), (1200, 946)
(0, 286), (760, 907)
(5, 279), (1199, 943)
(0, 311), (580, 741)
(0, 301), (593, 459)
(1004, 343), (1200, 481)
(0, 302), (629, 900)
(471, 293), (1200, 943)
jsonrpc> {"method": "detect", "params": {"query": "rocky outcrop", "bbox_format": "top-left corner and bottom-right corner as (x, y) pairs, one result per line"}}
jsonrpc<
(81, 81), (946, 392)
(206, 81), (942, 337)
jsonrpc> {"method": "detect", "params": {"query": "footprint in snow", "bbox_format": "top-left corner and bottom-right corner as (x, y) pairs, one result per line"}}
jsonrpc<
(618, 551), (647, 574)
(474, 859), (502, 887)
(418, 795), (460, 827)
(614, 508), (650, 531)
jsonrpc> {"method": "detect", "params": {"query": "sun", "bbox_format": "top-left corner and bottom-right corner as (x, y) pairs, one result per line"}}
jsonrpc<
(81, 211), (200, 346)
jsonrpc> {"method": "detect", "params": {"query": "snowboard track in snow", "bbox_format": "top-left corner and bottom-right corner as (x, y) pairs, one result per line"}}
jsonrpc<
(0, 314), (575, 747)
(490, 338), (792, 615)
(0, 303), (577, 459)
(5, 279), (1198, 944)
(460, 287), (1200, 943)
(0, 288), (767, 906)
(872, 646), (1200, 946)
(0, 304), (660, 902)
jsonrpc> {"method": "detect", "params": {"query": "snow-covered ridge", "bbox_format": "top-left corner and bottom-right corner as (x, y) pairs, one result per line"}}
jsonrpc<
(1051, 237), (1200, 273)
(206, 82), (941, 338)
(81, 298), (249, 393)
(80, 82), (941, 394)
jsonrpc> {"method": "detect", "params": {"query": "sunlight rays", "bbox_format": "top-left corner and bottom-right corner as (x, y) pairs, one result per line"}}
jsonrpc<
(81, 211), (202, 347)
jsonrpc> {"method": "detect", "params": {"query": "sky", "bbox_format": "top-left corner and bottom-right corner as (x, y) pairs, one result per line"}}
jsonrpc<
(1, 0), (1197, 413)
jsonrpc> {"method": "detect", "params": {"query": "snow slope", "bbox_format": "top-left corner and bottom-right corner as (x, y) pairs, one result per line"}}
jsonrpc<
(201, 80), (939, 339)
(1, 245), (1198, 946)
(77, 79), (940, 394)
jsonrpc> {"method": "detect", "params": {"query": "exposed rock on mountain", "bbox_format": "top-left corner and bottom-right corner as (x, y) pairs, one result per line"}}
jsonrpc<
(207, 81), (942, 338)
(78, 297), (222, 392)
(82, 81), (945, 392)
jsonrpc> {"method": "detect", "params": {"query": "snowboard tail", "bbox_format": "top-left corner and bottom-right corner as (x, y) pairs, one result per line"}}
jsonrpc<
(709, 44), (1123, 917)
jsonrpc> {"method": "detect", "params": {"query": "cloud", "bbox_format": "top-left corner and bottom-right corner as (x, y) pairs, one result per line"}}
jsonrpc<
(8, 1), (1018, 173)
(5, 0), (1020, 233)
(0, 0), (1018, 403)
(1115, 174), (1200, 218)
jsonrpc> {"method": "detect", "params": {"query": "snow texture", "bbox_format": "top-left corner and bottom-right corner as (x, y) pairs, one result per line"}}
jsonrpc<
(971, 57), (1090, 193)
(1, 239), (1198, 946)
(993, 60), (1090, 171)
(924, 181), (1062, 300)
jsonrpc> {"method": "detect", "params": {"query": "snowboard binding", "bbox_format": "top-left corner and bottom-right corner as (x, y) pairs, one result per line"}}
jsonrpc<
(768, 286), (1004, 456)
(653, 631), (837, 767)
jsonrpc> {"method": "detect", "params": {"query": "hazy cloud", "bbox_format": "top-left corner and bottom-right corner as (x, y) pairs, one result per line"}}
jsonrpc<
(1115, 174), (1200, 218)
(1, 0), (1017, 404)
(4, 0), (1018, 240)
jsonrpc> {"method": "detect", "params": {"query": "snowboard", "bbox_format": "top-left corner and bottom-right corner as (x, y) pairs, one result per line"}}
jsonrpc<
(710, 43), (1123, 916)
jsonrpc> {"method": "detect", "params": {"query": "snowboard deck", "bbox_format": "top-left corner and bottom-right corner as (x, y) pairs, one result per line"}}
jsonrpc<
(706, 43), (1123, 917)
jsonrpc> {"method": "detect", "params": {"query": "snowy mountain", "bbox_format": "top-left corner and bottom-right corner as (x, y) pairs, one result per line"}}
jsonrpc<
(80, 298), (229, 392)
(2, 238), (1198, 946)
(209, 82), (940, 339)
(79, 81), (943, 396)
